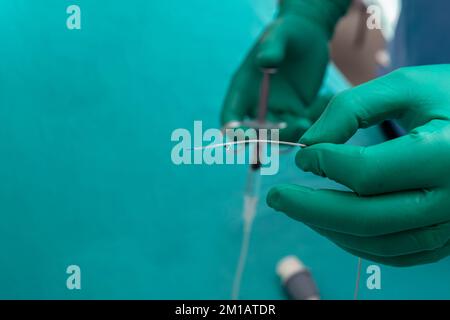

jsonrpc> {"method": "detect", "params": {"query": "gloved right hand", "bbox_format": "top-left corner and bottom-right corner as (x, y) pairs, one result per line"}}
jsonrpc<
(267, 65), (450, 267)
(221, 0), (351, 142)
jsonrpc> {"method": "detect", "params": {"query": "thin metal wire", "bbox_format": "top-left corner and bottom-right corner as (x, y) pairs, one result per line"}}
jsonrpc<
(191, 140), (307, 151)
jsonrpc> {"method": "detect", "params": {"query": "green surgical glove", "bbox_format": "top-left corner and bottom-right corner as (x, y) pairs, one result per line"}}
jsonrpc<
(267, 65), (450, 267)
(221, 0), (351, 142)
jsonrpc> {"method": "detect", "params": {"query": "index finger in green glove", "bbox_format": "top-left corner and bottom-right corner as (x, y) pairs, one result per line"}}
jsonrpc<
(300, 71), (408, 146)
(300, 66), (450, 146)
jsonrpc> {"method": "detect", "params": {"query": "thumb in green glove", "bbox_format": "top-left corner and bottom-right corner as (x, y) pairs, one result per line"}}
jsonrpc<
(267, 65), (450, 267)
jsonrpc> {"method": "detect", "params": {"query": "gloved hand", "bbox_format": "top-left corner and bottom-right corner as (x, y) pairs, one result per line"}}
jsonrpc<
(221, 0), (351, 142)
(267, 65), (450, 267)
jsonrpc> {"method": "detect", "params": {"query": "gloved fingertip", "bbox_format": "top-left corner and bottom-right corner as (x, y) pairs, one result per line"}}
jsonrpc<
(267, 184), (315, 212)
(266, 185), (289, 211)
(294, 148), (308, 171)
(295, 146), (324, 177)
(298, 128), (318, 146)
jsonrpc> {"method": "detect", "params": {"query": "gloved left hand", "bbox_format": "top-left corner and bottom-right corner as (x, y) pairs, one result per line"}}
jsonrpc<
(267, 65), (450, 267)
(221, 0), (351, 142)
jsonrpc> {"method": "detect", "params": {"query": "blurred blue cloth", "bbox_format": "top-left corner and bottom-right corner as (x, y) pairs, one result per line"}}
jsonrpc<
(391, 0), (450, 69)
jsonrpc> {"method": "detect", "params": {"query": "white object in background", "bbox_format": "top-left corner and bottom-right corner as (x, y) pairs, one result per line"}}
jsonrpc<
(277, 256), (320, 300)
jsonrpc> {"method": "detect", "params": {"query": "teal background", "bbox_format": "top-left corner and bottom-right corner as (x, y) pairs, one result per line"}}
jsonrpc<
(0, 0), (449, 299)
